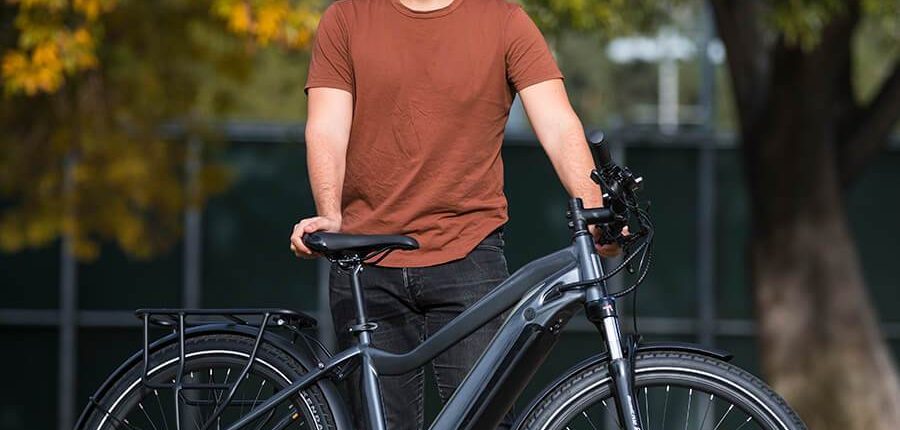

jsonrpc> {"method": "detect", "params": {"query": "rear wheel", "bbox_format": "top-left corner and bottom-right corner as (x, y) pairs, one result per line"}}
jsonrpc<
(518, 351), (806, 430)
(81, 334), (337, 430)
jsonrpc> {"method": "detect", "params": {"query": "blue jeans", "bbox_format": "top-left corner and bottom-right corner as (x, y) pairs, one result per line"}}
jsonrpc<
(329, 227), (513, 430)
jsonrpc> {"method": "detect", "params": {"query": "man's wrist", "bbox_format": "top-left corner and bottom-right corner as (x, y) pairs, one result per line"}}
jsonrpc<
(580, 192), (603, 208)
(320, 212), (342, 223)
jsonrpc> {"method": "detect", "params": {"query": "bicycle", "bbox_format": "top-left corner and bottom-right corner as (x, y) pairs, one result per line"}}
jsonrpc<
(75, 133), (806, 430)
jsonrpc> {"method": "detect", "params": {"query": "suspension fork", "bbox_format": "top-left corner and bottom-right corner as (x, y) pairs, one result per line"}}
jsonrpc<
(586, 295), (643, 430)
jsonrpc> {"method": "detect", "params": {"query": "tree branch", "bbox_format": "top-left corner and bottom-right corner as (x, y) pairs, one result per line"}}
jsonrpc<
(840, 61), (900, 185)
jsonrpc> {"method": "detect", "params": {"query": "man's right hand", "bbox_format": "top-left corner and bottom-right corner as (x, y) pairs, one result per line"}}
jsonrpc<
(290, 215), (341, 258)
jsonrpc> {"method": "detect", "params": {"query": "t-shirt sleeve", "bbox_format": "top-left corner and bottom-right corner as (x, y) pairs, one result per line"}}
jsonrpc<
(504, 6), (563, 92)
(305, 4), (354, 95)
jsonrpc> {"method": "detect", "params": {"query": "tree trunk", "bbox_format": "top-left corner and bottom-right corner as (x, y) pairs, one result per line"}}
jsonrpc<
(742, 29), (900, 429)
(750, 184), (900, 429)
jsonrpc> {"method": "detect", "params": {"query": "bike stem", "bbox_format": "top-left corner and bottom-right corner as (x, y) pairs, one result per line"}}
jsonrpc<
(568, 198), (644, 430)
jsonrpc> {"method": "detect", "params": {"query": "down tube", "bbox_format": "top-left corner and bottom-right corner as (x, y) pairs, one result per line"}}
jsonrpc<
(429, 267), (582, 430)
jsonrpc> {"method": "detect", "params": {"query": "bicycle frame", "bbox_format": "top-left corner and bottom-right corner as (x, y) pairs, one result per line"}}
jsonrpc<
(216, 197), (645, 430)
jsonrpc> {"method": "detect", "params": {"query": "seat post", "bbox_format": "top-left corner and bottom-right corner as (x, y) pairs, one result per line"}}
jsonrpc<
(343, 259), (388, 430)
(346, 261), (375, 345)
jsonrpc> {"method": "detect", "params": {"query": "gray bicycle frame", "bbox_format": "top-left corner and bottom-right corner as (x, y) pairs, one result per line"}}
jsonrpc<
(224, 198), (643, 430)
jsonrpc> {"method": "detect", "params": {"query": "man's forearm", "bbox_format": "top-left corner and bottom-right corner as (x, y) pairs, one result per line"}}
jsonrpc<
(305, 131), (347, 220)
(519, 80), (603, 208)
(540, 114), (604, 208)
(304, 87), (353, 221)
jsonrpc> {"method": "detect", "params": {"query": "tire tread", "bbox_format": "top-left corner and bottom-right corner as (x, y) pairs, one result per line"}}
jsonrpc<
(519, 351), (805, 430)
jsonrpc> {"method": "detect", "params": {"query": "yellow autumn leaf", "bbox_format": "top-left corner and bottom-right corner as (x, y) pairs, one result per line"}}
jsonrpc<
(73, 27), (94, 47)
(2, 51), (29, 79)
(74, 0), (101, 20)
(256, 2), (289, 43)
(228, 2), (253, 33)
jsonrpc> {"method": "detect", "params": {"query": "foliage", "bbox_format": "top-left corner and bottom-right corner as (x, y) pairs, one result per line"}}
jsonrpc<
(1, 0), (111, 95)
(212, 0), (320, 48)
(0, 0), (321, 260)
(519, 0), (672, 37)
(520, 0), (900, 47)
(770, 0), (899, 49)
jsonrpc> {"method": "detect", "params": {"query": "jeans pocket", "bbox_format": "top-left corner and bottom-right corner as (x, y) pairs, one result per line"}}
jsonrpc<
(474, 243), (504, 253)
(474, 228), (505, 253)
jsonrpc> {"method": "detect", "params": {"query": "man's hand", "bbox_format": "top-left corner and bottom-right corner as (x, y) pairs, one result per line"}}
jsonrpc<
(589, 225), (629, 258)
(290, 215), (341, 258)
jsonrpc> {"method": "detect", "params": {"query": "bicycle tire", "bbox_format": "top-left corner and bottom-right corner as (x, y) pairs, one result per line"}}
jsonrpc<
(80, 333), (337, 430)
(518, 351), (806, 430)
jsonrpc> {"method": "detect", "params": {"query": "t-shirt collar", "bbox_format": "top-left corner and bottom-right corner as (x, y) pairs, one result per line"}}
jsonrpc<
(390, 0), (465, 19)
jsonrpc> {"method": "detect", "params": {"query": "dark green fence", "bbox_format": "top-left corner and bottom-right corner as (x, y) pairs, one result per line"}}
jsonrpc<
(1, 128), (898, 430)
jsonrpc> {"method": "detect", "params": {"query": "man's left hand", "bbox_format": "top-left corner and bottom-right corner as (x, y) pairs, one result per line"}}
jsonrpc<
(589, 225), (629, 258)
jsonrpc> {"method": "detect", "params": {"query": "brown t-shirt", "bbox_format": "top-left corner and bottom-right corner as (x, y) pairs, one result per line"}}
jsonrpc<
(305, 0), (562, 267)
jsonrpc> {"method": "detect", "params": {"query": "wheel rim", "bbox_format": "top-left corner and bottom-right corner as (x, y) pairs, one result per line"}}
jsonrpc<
(93, 350), (322, 430)
(540, 367), (790, 430)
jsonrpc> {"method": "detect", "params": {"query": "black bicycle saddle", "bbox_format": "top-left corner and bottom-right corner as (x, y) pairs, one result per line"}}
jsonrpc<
(303, 231), (419, 257)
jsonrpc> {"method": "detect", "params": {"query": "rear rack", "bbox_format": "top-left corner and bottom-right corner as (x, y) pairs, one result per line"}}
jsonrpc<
(136, 307), (317, 329)
(134, 308), (318, 430)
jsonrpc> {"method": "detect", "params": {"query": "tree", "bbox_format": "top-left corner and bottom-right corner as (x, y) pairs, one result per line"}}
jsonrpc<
(710, 1), (900, 428)
(0, 0), (321, 260)
(521, 0), (900, 428)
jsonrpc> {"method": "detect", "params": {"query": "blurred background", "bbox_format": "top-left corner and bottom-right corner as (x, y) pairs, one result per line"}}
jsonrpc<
(1, 0), (899, 429)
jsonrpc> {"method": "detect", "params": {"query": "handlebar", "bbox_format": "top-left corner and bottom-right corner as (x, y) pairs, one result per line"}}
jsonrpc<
(589, 130), (613, 168)
(584, 130), (649, 246)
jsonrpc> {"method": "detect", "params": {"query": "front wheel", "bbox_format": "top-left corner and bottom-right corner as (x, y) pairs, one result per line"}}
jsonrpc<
(518, 351), (806, 430)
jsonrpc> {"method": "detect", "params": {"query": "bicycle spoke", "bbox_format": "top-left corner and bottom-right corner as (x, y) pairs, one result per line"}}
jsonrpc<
(684, 388), (692, 430)
(199, 368), (213, 426)
(733, 416), (753, 430)
(93, 399), (146, 430)
(214, 369), (232, 404)
(699, 394), (714, 430)
(120, 418), (146, 430)
(642, 387), (650, 430)
(237, 373), (254, 418)
(660, 385), (670, 430)
(601, 400), (623, 430)
(187, 373), (203, 430)
(581, 410), (600, 430)
(252, 380), (267, 410)
(557, 383), (777, 430)
(240, 378), (267, 419)
(138, 403), (161, 430)
(712, 404), (734, 430)
(154, 390), (171, 430)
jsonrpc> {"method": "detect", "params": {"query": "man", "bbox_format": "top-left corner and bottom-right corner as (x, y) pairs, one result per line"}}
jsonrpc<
(290, 0), (618, 428)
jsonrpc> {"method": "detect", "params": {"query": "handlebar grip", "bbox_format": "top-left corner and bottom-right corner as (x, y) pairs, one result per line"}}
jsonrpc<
(588, 130), (613, 167)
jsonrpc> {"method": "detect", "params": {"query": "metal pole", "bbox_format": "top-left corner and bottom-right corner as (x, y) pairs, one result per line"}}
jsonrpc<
(58, 152), (78, 430)
(696, 0), (718, 347)
(183, 136), (203, 308)
(658, 29), (680, 135)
